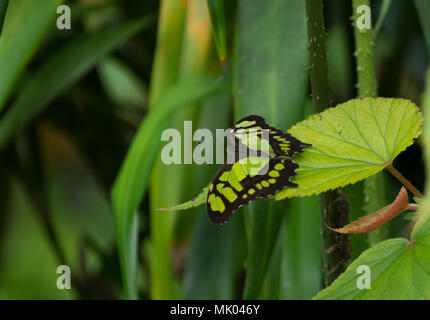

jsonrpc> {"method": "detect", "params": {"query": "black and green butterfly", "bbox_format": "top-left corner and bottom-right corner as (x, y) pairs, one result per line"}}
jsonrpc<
(207, 115), (310, 224)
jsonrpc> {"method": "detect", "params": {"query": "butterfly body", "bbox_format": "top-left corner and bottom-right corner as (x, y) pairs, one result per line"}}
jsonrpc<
(207, 115), (310, 224)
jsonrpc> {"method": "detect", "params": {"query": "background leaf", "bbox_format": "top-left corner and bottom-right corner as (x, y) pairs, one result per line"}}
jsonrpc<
(0, 0), (62, 111)
(207, 0), (227, 64)
(374, 0), (392, 39)
(111, 75), (226, 299)
(233, 0), (308, 299)
(0, 16), (154, 152)
(149, 0), (219, 300)
(98, 56), (147, 110)
(276, 97), (423, 199)
(415, 0), (430, 53)
(0, 0), (9, 36)
(146, 0), (187, 300)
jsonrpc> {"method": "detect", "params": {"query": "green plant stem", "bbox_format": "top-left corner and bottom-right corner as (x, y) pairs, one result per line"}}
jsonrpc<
(353, 0), (388, 246)
(386, 164), (424, 198)
(305, 0), (351, 287)
(0, 0), (9, 37)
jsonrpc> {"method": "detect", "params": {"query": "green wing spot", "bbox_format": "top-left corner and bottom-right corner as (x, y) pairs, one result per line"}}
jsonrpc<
(233, 115), (311, 158)
(244, 126), (262, 132)
(208, 194), (216, 211)
(256, 183), (263, 190)
(219, 171), (230, 182)
(216, 183), (224, 193)
(209, 194), (225, 212)
(222, 187), (238, 202)
(233, 162), (248, 181)
(216, 196), (225, 212)
(235, 120), (256, 128)
(248, 188), (256, 195)
(274, 163), (284, 170)
(268, 179), (276, 184)
(227, 171), (244, 192)
(269, 170), (280, 178)
(242, 194), (248, 199)
(261, 180), (269, 187)
(246, 157), (270, 177)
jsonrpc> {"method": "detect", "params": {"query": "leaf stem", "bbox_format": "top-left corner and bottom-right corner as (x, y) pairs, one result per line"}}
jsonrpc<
(386, 163), (424, 198)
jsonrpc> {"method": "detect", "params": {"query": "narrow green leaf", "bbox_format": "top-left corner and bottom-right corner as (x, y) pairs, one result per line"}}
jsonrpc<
(326, 23), (353, 100)
(415, 0), (430, 53)
(243, 201), (286, 299)
(374, 0), (392, 39)
(207, 0), (227, 63)
(147, 0), (187, 300)
(158, 187), (209, 211)
(0, 0), (9, 36)
(0, 0), (63, 111)
(260, 226), (284, 299)
(281, 196), (322, 299)
(98, 56), (147, 109)
(183, 212), (243, 299)
(180, 89), (239, 300)
(150, 0), (215, 299)
(111, 75), (227, 299)
(0, 16), (155, 153)
(276, 97), (423, 199)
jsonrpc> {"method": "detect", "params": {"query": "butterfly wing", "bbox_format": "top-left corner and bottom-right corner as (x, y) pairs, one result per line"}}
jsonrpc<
(207, 156), (298, 224)
(232, 115), (311, 158)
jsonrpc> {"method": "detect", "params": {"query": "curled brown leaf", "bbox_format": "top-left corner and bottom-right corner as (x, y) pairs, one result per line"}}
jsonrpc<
(327, 187), (409, 234)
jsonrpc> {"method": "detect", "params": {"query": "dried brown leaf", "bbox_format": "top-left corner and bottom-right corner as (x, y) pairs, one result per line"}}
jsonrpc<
(328, 187), (409, 234)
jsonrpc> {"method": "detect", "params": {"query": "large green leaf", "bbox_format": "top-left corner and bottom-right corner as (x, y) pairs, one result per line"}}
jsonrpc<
(0, 0), (62, 111)
(111, 75), (227, 299)
(0, 16), (154, 152)
(314, 74), (430, 300)
(169, 97), (423, 209)
(313, 214), (430, 299)
(276, 97), (423, 199)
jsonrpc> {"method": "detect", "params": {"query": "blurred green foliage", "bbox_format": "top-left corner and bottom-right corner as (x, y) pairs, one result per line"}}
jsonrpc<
(0, 0), (428, 300)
